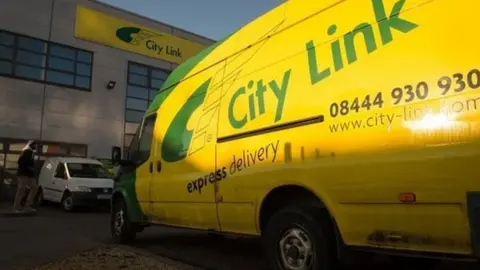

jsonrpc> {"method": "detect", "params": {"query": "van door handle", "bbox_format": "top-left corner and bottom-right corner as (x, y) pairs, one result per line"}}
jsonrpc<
(149, 162), (153, 173)
(156, 161), (162, 172)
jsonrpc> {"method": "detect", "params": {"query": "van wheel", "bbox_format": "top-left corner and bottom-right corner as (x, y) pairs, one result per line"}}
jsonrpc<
(111, 197), (136, 244)
(263, 206), (337, 270)
(61, 192), (74, 212)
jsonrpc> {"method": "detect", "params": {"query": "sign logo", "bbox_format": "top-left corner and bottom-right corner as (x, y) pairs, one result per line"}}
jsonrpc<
(75, 6), (207, 64)
(115, 26), (183, 58)
(116, 27), (161, 45)
(161, 79), (211, 162)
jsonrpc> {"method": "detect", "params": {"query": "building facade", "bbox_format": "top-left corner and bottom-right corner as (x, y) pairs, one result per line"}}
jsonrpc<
(0, 0), (214, 183)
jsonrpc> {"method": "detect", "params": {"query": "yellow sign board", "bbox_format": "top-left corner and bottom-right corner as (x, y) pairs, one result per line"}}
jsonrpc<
(74, 6), (208, 64)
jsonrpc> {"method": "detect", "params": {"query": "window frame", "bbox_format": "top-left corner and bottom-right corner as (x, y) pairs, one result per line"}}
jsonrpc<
(124, 61), (169, 151)
(0, 138), (88, 158)
(125, 61), (169, 119)
(0, 29), (94, 91)
(54, 162), (67, 179)
(127, 113), (157, 166)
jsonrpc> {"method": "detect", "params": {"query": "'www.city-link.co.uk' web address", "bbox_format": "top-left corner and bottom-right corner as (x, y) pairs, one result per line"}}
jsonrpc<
(328, 96), (480, 133)
(329, 112), (403, 133)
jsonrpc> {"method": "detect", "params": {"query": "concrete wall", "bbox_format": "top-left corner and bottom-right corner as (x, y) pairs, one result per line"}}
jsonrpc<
(0, 0), (215, 158)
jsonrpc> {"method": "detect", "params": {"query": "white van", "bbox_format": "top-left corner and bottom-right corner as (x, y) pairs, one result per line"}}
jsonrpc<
(37, 157), (114, 211)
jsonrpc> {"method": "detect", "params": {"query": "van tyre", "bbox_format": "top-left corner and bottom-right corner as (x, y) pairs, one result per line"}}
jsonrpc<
(263, 206), (337, 270)
(111, 198), (136, 244)
(61, 191), (74, 212)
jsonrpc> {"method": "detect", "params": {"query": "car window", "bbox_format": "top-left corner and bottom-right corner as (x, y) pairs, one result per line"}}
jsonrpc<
(66, 163), (112, 179)
(54, 163), (66, 179)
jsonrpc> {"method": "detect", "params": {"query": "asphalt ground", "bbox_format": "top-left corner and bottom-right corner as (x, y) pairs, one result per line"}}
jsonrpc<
(0, 203), (478, 270)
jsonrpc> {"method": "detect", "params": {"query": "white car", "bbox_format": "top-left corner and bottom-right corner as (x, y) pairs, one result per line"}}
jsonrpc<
(37, 157), (114, 211)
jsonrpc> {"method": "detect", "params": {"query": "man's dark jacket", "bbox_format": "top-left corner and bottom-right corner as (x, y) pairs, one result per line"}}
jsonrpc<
(17, 149), (35, 177)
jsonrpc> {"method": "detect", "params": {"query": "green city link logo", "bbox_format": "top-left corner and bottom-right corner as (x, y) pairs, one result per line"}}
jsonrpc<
(161, 79), (212, 162)
(116, 26), (183, 58)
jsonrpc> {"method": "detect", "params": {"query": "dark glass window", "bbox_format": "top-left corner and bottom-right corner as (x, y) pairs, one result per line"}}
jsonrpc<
(75, 76), (90, 89)
(18, 36), (47, 53)
(15, 65), (44, 80)
(46, 70), (74, 85)
(125, 110), (145, 123)
(129, 64), (148, 76)
(76, 63), (91, 76)
(151, 78), (165, 89)
(149, 89), (157, 101)
(0, 29), (93, 91)
(0, 61), (12, 74)
(16, 50), (46, 67)
(124, 61), (170, 149)
(126, 97), (148, 111)
(127, 85), (149, 99)
(0, 46), (13, 60)
(48, 57), (75, 72)
(152, 69), (169, 80)
(77, 51), (92, 63)
(49, 44), (75, 60)
(128, 74), (148, 86)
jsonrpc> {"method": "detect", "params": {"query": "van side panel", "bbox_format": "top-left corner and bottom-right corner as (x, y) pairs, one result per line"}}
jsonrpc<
(146, 0), (480, 256)
(211, 0), (480, 255)
(149, 68), (221, 230)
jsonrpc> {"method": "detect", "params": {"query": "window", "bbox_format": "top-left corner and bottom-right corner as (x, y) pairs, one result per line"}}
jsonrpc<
(128, 114), (156, 164)
(54, 163), (66, 179)
(41, 142), (87, 157)
(124, 61), (170, 150)
(66, 163), (112, 179)
(0, 29), (93, 90)
(138, 115), (156, 159)
(125, 125), (141, 161)
(126, 85), (148, 99)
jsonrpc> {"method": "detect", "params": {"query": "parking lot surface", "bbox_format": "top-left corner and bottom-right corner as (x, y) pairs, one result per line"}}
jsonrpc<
(0, 204), (478, 270)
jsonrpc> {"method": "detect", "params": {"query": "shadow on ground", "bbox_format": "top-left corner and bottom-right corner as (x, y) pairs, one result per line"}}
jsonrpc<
(2, 203), (478, 270)
(133, 227), (480, 270)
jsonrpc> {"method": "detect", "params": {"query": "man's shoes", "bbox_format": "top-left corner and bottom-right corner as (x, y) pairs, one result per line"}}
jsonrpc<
(12, 209), (24, 213)
(25, 207), (37, 212)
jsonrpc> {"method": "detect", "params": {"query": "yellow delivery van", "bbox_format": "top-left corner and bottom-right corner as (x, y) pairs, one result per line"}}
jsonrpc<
(110, 0), (480, 269)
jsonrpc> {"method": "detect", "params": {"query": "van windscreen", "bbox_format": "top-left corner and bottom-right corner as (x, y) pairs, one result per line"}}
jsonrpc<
(66, 163), (112, 179)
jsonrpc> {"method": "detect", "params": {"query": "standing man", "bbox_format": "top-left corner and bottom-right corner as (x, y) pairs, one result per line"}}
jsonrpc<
(13, 140), (39, 213)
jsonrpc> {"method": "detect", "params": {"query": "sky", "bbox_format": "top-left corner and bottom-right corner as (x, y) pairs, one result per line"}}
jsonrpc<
(97, 0), (285, 41)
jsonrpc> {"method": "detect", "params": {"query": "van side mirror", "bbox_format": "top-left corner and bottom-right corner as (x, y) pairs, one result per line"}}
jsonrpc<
(111, 146), (121, 164)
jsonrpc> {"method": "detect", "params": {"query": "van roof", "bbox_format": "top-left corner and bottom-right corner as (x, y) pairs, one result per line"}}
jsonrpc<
(146, 0), (288, 115)
(45, 157), (103, 165)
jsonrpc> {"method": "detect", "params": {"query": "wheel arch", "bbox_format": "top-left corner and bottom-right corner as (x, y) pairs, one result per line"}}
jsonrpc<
(257, 184), (346, 257)
(111, 188), (145, 223)
(62, 188), (72, 198)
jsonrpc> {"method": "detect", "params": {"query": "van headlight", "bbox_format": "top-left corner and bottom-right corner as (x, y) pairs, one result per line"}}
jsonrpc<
(76, 186), (91, 192)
